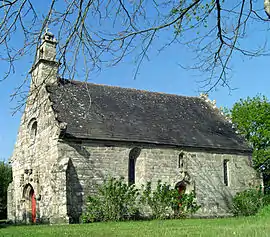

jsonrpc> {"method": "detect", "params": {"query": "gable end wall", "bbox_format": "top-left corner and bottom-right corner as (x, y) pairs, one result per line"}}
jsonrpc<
(8, 87), (68, 224)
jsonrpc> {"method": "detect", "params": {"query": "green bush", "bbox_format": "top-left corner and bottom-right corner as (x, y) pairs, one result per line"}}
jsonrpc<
(140, 181), (176, 219)
(81, 177), (140, 223)
(82, 178), (200, 223)
(140, 180), (200, 219)
(175, 192), (201, 218)
(232, 188), (270, 216)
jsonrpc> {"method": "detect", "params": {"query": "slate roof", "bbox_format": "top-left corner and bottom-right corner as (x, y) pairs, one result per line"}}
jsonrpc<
(47, 79), (251, 152)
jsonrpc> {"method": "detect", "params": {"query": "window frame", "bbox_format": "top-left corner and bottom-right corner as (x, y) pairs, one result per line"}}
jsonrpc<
(28, 118), (38, 142)
(128, 147), (141, 185)
(223, 159), (229, 186)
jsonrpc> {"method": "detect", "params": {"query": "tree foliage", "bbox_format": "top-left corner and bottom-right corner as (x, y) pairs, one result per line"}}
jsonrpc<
(1, 0), (270, 104)
(230, 95), (270, 168)
(0, 161), (12, 220)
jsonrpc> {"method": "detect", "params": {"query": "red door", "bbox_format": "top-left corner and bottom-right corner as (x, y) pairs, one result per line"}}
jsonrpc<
(31, 190), (36, 223)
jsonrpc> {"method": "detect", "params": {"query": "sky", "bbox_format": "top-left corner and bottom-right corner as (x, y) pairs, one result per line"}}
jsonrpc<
(0, 1), (270, 161)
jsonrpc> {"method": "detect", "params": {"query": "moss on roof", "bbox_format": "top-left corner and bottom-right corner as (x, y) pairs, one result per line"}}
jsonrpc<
(47, 79), (250, 151)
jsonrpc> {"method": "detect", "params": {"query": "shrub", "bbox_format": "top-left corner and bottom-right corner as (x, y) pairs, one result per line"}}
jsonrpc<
(140, 181), (175, 219)
(140, 180), (200, 219)
(175, 192), (201, 218)
(232, 188), (270, 216)
(81, 177), (140, 223)
(82, 178), (200, 223)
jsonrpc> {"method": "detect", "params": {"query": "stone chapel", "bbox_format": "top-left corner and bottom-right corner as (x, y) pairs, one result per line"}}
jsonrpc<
(7, 32), (261, 224)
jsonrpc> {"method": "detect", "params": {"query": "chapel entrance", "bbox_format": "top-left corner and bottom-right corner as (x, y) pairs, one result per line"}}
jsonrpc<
(23, 184), (36, 223)
(30, 189), (36, 223)
(175, 181), (187, 207)
(177, 183), (186, 195)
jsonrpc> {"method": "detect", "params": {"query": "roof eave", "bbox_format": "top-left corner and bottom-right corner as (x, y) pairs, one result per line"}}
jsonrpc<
(60, 132), (252, 154)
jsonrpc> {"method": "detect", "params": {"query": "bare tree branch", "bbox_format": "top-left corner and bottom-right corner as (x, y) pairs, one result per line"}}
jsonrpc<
(0, 0), (270, 110)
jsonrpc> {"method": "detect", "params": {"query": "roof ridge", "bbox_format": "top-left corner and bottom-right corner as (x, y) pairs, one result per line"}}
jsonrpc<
(58, 78), (202, 100)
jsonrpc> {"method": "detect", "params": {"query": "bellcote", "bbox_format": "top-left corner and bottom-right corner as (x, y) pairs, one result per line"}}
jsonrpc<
(36, 31), (57, 62)
(30, 31), (59, 87)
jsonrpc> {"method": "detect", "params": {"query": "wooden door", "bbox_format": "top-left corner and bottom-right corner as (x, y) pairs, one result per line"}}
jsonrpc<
(31, 190), (36, 223)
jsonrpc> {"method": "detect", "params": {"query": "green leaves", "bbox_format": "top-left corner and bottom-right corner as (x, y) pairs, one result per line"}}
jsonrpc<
(232, 188), (270, 216)
(171, 1), (215, 36)
(230, 95), (270, 168)
(81, 177), (140, 223)
(140, 180), (199, 219)
(0, 161), (12, 219)
(82, 178), (200, 223)
(140, 180), (175, 219)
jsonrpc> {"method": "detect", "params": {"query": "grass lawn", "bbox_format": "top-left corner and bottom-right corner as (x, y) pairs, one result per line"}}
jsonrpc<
(0, 216), (269, 237)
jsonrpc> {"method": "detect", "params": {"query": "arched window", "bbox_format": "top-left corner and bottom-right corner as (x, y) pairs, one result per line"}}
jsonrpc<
(31, 121), (37, 137)
(178, 152), (184, 169)
(128, 147), (141, 185)
(28, 118), (37, 141)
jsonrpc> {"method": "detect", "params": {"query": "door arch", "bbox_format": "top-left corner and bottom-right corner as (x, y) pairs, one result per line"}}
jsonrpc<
(175, 181), (187, 199)
(23, 184), (36, 223)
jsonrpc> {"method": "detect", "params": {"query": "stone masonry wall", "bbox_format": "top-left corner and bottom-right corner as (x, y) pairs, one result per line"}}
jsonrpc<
(8, 85), (69, 224)
(57, 142), (133, 223)
(8, 31), (68, 224)
(59, 141), (261, 220)
(142, 148), (261, 217)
